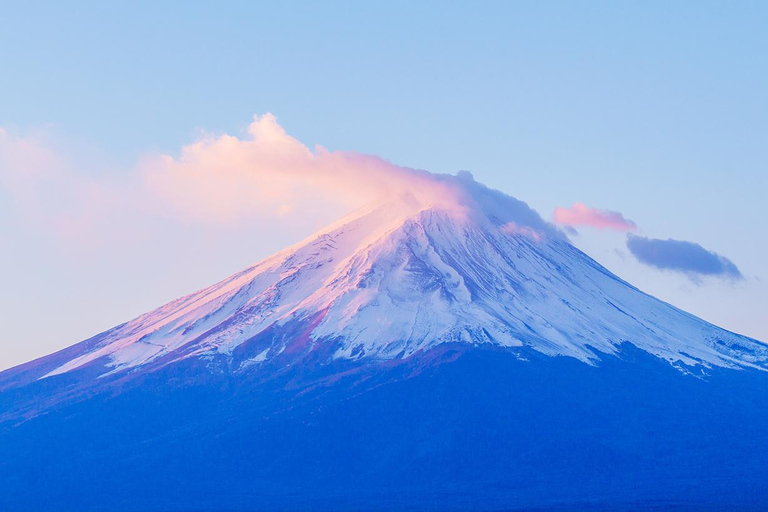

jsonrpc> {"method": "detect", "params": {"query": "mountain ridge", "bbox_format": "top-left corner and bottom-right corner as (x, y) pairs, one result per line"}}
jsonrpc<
(5, 174), (765, 390)
(3, 175), (768, 511)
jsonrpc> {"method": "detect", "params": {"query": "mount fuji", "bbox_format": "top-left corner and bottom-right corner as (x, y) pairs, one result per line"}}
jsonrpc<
(2, 173), (767, 511)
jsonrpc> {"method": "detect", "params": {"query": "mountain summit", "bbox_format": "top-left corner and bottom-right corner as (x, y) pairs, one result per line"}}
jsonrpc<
(2, 174), (767, 511)
(29, 173), (767, 382)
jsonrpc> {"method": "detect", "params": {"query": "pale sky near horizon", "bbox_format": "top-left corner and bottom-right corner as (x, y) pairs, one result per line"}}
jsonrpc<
(1, 1), (766, 370)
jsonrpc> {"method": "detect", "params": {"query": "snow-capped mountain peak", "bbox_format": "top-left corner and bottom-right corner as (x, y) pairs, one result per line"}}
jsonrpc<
(42, 176), (767, 379)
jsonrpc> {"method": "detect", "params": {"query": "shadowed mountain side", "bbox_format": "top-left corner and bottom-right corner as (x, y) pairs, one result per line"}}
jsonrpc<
(2, 345), (768, 511)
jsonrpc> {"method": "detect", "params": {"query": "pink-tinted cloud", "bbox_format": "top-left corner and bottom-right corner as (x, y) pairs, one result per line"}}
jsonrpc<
(140, 113), (464, 226)
(0, 127), (150, 247)
(553, 202), (637, 231)
(1, 114), (560, 256)
(0, 114), (477, 255)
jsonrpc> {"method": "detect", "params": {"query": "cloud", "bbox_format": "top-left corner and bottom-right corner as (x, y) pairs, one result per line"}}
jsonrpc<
(553, 202), (637, 231)
(0, 126), (120, 243)
(140, 113), (468, 226)
(1, 114), (558, 251)
(626, 234), (742, 280)
(0, 115), (453, 247)
(553, 201), (741, 284)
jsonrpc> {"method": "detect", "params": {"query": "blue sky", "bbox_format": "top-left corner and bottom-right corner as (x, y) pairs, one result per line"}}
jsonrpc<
(1, 1), (766, 368)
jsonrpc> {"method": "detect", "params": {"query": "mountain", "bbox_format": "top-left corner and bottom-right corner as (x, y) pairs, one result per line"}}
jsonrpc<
(2, 174), (767, 511)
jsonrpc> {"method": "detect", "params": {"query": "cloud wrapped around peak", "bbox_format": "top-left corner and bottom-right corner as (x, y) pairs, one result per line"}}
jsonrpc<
(0, 113), (558, 248)
(553, 202), (637, 231)
(626, 234), (742, 280)
(142, 115), (558, 236)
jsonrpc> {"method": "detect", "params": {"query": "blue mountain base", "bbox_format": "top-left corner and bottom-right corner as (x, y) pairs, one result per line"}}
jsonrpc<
(2, 345), (768, 511)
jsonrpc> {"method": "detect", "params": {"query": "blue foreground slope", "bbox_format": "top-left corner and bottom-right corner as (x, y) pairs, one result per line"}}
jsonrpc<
(2, 344), (768, 511)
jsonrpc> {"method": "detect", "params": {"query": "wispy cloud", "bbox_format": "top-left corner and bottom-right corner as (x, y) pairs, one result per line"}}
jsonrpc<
(0, 115), (450, 246)
(626, 234), (742, 281)
(553, 202), (637, 231)
(140, 113), (466, 226)
(0, 126), (120, 243)
(1, 114), (557, 251)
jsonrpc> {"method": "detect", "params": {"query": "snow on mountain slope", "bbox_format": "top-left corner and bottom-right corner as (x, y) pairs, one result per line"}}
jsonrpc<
(42, 175), (768, 379)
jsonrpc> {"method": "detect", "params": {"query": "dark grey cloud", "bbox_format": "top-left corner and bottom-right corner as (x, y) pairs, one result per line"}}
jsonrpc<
(626, 234), (742, 280)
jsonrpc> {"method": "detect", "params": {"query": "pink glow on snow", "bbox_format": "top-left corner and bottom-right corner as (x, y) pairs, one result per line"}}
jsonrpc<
(501, 221), (542, 242)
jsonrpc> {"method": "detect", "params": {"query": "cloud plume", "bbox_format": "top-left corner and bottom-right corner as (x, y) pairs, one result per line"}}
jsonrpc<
(626, 234), (742, 280)
(141, 114), (469, 226)
(1, 114), (558, 249)
(553, 202), (637, 231)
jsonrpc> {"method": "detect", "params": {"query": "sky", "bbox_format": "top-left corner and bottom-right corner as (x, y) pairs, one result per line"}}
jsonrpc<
(1, 1), (766, 370)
